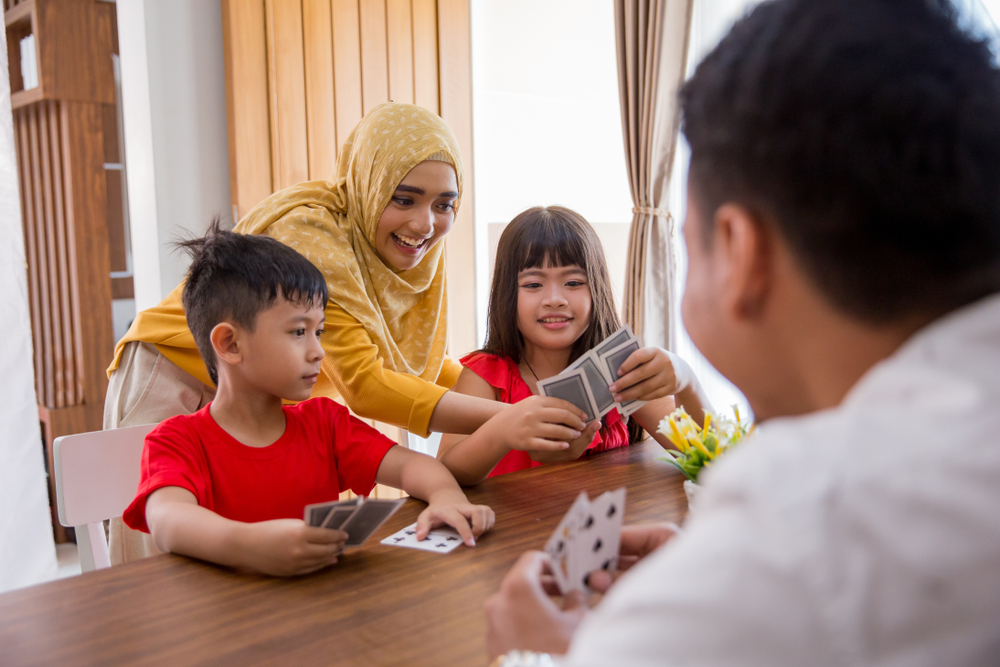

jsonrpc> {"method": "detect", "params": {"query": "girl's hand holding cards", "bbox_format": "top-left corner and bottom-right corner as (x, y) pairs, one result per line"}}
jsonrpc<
(501, 395), (590, 452)
(609, 347), (688, 403)
(608, 347), (710, 432)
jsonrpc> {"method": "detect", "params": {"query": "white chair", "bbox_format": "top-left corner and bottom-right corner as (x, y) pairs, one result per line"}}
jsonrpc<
(53, 424), (157, 572)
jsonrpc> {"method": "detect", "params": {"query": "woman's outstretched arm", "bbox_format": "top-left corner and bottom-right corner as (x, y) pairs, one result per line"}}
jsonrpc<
(321, 304), (504, 436)
(438, 368), (591, 486)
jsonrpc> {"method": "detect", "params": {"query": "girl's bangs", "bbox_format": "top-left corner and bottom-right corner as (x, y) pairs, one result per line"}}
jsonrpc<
(518, 219), (588, 272)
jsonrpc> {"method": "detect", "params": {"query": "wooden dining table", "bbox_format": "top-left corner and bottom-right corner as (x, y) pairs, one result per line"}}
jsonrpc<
(1, 440), (687, 666)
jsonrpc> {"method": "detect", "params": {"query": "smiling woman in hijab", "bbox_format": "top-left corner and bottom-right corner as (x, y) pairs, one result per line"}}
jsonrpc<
(103, 103), (585, 563)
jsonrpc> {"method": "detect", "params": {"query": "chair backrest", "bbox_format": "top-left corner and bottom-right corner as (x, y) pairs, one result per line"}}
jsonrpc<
(53, 424), (156, 571)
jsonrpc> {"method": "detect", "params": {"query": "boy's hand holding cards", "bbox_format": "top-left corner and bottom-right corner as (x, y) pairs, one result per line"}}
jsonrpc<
(537, 325), (648, 421)
(304, 496), (404, 546)
(544, 488), (626, 594)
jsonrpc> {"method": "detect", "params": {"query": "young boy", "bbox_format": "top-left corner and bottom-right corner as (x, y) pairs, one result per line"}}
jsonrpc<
(123, 223), (494, 576)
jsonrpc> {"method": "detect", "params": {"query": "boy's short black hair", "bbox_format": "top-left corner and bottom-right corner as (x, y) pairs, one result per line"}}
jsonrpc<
(680, 0), (1000, 321)
(177, 219), (329, 384)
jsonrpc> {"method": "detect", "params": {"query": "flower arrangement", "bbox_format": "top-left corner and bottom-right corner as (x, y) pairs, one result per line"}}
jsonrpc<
(657, 406), (753, 484)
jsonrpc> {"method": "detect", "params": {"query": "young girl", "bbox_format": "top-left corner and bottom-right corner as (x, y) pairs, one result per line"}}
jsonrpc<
(439, 206), (710, 485)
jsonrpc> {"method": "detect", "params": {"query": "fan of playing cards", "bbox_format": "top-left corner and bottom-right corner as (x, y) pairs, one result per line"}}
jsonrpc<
(304, 496), (405, 547)
(537, 325), (647, 422)
(544, 488), (626, 594)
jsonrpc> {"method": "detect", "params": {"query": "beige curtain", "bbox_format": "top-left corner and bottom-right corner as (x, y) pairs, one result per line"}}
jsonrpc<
(615, 0), (694, 351)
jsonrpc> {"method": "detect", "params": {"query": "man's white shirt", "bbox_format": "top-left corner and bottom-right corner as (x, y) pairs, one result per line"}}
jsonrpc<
(562, 293), (1000, 666)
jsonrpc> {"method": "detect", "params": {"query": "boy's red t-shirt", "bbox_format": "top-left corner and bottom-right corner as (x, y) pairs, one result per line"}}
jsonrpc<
(123, 397), (396, 533)
(460, 352), (629, 478)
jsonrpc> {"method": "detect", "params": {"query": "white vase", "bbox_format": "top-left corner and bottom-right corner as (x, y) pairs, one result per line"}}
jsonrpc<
(683, 480), (701, 516)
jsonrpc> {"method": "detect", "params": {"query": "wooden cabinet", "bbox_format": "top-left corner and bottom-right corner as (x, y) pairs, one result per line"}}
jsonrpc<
(5, 0), (127, 542)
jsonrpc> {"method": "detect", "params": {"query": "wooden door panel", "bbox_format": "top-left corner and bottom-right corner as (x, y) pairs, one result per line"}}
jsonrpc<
(412, 0), (439, 114)
(331, 0), (364, 158)
(386, 0), (414, 105)
(222, 0), (273, 220)
(358, 0), (389, 114)
(223, 0), (476, 352)
(303, 0), (338, 180)
(265, 0), (310, 190)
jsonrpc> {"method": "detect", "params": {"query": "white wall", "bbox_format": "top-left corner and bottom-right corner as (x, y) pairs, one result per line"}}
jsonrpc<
(0, 23), (57, 593)
(967, 0), (1000, 37)
(118, 0), (231, 311)
(471, 0), (635, 345)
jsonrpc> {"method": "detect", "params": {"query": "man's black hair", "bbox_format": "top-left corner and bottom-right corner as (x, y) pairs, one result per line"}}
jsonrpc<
(680, 0), (1000, 321)
(177, 219), (329, 384)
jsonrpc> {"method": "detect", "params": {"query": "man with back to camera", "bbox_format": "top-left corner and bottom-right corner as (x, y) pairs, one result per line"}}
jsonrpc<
(484, 0), (1000, 665)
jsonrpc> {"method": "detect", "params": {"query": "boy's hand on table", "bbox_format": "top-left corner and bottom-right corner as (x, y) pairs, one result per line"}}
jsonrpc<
(416, 490), (495, 547)
(239, 519), (347, 576)
(529, 420), (600, 464)
(501, 396), (589, 453)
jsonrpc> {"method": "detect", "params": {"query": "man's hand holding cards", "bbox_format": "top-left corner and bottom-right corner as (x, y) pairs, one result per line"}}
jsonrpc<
(544, 489), (627, 594)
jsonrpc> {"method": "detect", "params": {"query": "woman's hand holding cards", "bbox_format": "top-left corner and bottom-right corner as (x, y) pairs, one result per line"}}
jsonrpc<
(417, 489), (496, 547)
(528, 420), (600, 464)
(501, 395), (589, 453)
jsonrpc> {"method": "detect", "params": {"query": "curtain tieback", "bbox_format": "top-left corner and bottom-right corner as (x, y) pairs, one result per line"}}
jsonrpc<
(632, 205), (672, 219)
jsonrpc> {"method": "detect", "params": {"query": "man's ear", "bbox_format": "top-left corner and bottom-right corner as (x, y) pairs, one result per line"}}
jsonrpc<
(210, 322), (243, 366)
(713, 203), (773, 321)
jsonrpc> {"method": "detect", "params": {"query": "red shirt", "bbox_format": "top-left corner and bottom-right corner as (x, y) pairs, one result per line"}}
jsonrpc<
(460, 352), (629, 477)
(123, 397), (396, 532)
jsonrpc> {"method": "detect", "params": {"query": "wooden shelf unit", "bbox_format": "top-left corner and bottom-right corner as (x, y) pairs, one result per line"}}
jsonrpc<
(5, 0), (128, 543)
(5, 0), (115, 108)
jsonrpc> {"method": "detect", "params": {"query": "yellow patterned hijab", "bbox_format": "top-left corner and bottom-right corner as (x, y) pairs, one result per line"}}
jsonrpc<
(236, 102), (462, 380)
(108, 102), (462, 386)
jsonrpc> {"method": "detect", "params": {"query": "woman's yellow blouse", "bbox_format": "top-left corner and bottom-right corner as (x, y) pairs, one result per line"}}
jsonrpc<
(107, 284), (462, 438)
(107, 103), (466, 438)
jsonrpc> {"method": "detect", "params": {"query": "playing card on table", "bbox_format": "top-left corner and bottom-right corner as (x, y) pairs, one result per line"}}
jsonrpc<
(380, 522), (465, 554)
(537, 369), (598, 422)
(544, 492), (590, 593)
(340, 498), (405, 546)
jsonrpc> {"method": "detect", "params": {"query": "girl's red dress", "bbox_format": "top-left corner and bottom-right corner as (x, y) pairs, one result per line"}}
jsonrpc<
(460, 352), (630, 477)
